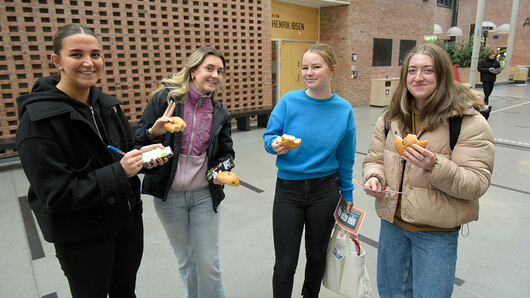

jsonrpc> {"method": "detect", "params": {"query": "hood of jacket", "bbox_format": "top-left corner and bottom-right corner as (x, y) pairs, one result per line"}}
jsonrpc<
(17, 75), (121, 121)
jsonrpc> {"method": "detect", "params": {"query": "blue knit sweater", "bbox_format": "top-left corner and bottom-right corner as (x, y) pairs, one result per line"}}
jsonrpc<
(263, 89), (356, 201)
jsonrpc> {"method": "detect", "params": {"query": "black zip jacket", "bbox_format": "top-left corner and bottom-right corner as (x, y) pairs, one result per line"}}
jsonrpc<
(478, 57), (501, 83)
(135, 87), (235, 212)
(16, 76), (141, 243)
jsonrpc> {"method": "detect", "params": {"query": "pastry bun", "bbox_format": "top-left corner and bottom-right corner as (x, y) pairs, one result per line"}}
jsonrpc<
(164, 116), (187, 133)
(394, 134), (428, 155)
(276, 134), (301, 150)
(217, 171), (240, 186)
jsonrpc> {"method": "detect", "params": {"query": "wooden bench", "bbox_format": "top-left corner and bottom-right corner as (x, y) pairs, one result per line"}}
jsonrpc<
(230, 107), (273, 131)
(0, 137), (16, 152)
(129, 106), (274, 133)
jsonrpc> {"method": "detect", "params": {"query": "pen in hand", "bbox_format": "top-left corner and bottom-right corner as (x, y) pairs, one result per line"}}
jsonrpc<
(107, 145), (126, 156)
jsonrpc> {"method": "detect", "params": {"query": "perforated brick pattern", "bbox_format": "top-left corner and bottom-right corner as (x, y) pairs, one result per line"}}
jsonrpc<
(0, 0), (272, 158)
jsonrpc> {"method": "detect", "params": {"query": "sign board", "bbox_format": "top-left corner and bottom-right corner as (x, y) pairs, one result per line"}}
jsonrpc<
(271, 0), (319, 41)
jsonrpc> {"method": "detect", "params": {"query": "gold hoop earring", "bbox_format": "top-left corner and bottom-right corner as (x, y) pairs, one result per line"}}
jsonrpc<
(191, 75), (195, 80)
(57, 66), (62, 71)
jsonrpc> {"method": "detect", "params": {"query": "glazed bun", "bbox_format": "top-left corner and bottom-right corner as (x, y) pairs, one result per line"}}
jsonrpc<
(394, 134), (428, 156)
(164, 117), (187, 133)
(216, 171), (240, 186)
(276, 134), (301, 150)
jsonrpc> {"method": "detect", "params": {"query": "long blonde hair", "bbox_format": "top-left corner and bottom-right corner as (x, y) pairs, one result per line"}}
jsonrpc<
(385, 43), (484, 133)
(150, 46), (226, 102)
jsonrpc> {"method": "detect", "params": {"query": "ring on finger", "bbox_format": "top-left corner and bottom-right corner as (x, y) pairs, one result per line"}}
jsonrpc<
(422, 156), (426, 161)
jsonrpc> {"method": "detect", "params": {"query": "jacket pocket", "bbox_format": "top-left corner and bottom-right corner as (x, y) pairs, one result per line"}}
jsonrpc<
(70, 156), (93, 173)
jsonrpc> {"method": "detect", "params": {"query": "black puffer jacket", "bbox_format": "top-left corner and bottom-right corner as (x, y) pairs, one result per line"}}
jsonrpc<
(135, 87), (235, 212)
(478, 57), (501, 83)
(16, 76), (141, 243)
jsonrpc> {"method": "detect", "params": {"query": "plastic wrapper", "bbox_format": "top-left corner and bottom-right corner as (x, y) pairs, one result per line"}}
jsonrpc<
(332, 234), (361, 259)
(142, 146), (174, 164)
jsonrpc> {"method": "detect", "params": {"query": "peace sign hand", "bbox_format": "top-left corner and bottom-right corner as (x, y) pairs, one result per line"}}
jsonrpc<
(148, 101), (176, 139)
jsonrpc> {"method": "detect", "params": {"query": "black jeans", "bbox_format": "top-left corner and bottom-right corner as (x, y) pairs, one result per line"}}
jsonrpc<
(482, 81), (495, 105)
(54, 205), (144, 298)
(272, 174), (340, 298)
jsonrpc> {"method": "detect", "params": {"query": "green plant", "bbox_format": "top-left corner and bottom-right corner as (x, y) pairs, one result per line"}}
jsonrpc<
(435, 39), (490, 67)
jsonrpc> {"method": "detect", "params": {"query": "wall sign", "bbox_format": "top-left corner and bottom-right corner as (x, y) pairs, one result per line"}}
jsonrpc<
(271, 0), (318, 41)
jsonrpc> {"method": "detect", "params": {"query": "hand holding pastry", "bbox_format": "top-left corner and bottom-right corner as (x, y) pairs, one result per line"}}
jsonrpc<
(216, 171), (240, 186)
(394, 134), (427, 156)
(272, 134), (301, 155)
(148, 101), (180, 138)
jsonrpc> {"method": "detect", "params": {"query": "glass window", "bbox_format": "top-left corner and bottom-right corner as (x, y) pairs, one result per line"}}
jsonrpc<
(372, 38), (392, 67)
(437, 0), (452, 8)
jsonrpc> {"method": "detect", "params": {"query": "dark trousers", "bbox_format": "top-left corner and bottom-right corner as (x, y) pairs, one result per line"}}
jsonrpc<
(272, 174), (340, 298)
(54, 205), (144, 298)
(482, 81), (495, 105)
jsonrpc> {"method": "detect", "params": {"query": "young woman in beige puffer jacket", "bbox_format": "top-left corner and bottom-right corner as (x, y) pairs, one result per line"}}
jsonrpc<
(362, 43), (494, 298)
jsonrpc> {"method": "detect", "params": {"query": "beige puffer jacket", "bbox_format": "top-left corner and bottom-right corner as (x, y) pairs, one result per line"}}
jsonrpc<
(363, 108), (494, 228)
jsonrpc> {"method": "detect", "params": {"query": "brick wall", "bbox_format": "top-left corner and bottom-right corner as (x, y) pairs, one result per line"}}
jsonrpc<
(319, 0), (528, 106)
(434, 4), (454, 38)
(320, 0), (435, 106)
(0, 0), (527, 160)
(456, 0), (530, 66)
(0, 0), (270, 158)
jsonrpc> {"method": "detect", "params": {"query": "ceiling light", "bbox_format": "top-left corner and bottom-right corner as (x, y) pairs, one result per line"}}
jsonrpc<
(496, 23), (510, 34)
(446, 26), (463, 36)
(434, 24), (443, 34)
(482, 21), (497, 32)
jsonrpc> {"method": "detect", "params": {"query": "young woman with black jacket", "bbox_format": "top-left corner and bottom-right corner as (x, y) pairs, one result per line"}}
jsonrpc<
(16, 24), (165, 297)
(135, 47), (235, 298)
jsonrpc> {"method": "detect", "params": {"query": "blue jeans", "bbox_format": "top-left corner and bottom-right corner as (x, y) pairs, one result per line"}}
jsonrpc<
(272, 174), (340, 298)
(377, 219), (460, 298)
(154, 187), (225, 298)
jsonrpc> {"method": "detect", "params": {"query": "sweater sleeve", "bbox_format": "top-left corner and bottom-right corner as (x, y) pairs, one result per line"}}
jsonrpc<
(335, 112), (356, 201)
(263, 99), (286, 154)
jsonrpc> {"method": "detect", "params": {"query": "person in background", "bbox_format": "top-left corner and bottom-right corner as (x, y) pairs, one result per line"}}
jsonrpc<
(16, 24), (165, 297)
(363, 43), (494, 297)
(263, 43), (356, 298)
(135, 46), (234, 298)
(477, 49), (501, 106)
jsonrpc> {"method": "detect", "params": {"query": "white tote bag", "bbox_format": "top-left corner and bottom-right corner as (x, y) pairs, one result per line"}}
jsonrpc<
(323, 224), (372, 297)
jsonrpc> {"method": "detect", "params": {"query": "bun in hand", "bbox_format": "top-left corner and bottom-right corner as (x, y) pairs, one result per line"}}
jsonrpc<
(216, 171), (240, 186)
(394, 134), (428, 155)
(164, 117), (187, 133)
(276, 134), (301, 150)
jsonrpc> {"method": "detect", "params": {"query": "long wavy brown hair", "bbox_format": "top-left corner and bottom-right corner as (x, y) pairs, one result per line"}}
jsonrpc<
(384, 43), (484, 133)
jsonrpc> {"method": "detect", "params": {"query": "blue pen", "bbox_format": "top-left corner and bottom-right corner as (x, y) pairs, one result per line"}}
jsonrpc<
(107, 145), (126, 156)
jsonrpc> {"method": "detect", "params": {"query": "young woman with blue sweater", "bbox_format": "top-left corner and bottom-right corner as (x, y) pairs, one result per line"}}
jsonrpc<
(263, 43), (356, 298)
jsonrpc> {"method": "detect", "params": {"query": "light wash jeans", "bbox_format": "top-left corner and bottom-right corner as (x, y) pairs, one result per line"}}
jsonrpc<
(154, 187), (225, 298)
(377, 219), (460, 298)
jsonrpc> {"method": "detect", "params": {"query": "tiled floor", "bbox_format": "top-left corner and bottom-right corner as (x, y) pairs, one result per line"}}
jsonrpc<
(1, 82), (529, 297)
